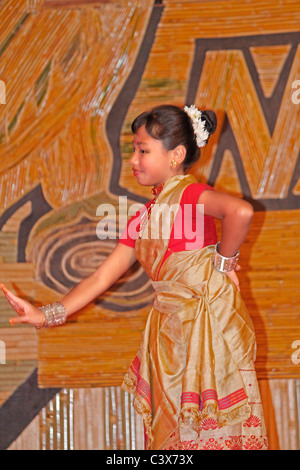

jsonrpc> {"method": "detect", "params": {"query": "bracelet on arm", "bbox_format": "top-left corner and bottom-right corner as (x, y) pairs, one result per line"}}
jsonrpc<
(36, 301), (67, 329)
(212, 242), (239, 273)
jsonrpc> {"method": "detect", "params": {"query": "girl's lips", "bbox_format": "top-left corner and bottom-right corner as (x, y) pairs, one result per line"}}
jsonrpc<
(132, 169), (141, 176)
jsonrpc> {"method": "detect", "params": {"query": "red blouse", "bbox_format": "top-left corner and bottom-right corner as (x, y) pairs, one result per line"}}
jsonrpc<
(119, 183), (218, 261)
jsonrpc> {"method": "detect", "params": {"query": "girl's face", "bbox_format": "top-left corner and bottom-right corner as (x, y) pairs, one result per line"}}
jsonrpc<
(130, 125), (184, 188)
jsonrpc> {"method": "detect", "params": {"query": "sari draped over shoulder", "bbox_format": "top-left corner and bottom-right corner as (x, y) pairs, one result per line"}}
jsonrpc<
(122, 175), (268, 450)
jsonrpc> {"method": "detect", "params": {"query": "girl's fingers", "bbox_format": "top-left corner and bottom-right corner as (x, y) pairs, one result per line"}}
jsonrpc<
(4, 295), (24, 315)
(1, 283), (9, 293)
(1, 283), (41, 328)
(224, 271), (240, 291)
(1, 283), (18, 301)
(9, 315), (27, 325)
(0, 283), (25, 316)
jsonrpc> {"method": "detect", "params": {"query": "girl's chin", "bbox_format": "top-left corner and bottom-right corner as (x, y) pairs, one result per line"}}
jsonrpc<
(134, 172), (154, 187)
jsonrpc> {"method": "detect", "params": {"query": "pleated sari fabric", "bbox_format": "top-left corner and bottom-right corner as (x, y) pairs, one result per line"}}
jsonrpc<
(122, 175), (268, 450)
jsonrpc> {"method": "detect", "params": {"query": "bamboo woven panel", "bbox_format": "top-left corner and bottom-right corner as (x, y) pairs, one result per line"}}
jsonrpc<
(160, 0), (300, 37)
(250, 45), (292, 98)
(268, 379), (300, 450)
(0, 0), (152, 212)
(38, 309), (149, 388)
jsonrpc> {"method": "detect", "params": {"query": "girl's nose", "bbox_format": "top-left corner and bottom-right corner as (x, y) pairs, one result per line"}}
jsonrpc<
(130, 149), (138, 167)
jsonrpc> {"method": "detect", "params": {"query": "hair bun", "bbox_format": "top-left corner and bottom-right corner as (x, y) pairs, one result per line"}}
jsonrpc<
(201, 110), (217, 136)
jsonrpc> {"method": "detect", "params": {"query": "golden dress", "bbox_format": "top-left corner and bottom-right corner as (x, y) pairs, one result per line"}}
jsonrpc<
(121, 174), (268, 450)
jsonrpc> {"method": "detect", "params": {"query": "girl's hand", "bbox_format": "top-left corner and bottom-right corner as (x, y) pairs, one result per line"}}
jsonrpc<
(0, 283), (45, 328)
(224, 264), (241, 292)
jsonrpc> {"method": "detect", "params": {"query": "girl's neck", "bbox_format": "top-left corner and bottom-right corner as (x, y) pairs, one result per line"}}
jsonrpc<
(151, 172), (185, 196)
(152, 182), (165, 196)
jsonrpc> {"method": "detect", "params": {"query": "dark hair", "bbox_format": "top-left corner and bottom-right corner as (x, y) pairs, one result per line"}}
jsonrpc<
(131, 104), (217, 169)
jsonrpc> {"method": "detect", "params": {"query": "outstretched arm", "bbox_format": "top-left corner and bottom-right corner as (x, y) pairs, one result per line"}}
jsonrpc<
(1, 243), (136, 328)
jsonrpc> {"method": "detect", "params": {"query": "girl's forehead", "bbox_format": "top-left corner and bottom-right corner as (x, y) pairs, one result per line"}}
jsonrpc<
(133, 125), (151, 144)
(133, 136), (145, 146)
(133, 124), (166, 150)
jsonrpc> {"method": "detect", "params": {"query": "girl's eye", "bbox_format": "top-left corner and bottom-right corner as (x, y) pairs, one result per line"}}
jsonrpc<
(132, 145), (147, 155)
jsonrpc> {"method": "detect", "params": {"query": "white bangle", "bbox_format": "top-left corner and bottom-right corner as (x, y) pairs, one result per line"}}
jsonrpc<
(212, 242), (239, 272)
(38, 302), (67, 328)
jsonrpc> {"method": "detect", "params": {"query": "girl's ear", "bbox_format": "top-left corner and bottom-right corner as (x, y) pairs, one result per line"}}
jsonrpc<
(173, 145), (186, 164)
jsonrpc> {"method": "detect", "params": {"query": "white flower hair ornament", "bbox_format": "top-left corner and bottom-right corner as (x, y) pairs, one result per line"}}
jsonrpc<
(183, 104), (210, 148)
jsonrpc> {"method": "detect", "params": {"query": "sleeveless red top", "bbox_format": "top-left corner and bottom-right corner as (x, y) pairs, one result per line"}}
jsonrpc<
(119, 183), (217, 265)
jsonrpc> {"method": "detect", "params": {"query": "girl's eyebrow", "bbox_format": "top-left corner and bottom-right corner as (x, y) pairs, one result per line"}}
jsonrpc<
(132, 139), (147, 146)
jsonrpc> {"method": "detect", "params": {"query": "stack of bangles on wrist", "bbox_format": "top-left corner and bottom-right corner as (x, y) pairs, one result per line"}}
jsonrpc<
(212, 242), (239, 272)
(36, 301), (67, 329)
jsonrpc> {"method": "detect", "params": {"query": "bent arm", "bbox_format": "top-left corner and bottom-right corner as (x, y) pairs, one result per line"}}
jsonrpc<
(60, 242), (136, 316)
(199, 189), (254, 257)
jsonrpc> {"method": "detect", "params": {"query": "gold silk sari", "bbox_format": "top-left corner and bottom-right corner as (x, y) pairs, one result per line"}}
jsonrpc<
(122, 175), (268, 450)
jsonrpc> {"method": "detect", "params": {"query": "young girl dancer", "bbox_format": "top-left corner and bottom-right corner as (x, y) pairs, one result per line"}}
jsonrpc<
(1, 104), (268, 450)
